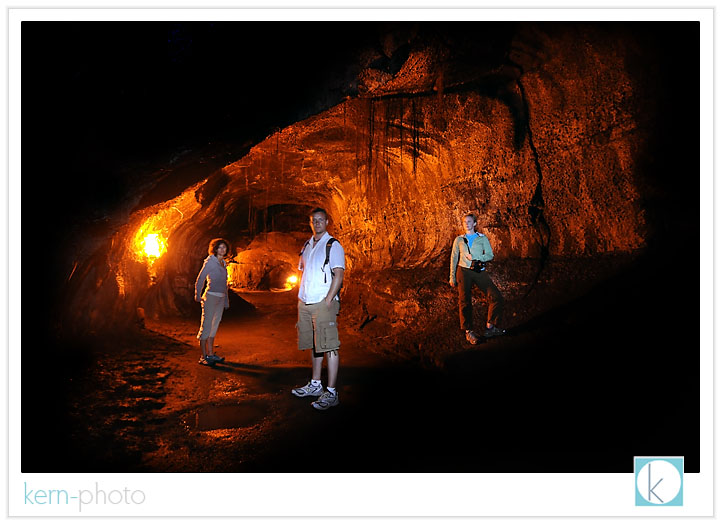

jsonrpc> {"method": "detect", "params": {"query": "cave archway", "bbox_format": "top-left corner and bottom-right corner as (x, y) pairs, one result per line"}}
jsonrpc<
(60, 22), (679, 348)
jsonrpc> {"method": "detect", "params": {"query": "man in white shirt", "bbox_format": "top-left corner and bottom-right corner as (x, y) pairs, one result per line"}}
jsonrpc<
(291, 208), (345, 410)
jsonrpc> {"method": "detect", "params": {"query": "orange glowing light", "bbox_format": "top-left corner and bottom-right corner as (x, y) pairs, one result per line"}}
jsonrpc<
(143, 234), (164, 258)
(137, 232), (167, 263)
(287, 275), (298, 285)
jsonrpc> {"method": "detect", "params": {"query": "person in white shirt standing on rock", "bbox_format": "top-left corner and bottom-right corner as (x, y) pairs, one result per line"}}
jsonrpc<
(449, 212), (505, 345)
(291, 208), (345, 410)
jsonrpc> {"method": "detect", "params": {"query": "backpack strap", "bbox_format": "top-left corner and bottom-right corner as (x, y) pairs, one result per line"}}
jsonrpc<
(299, 239), (310, 256)
(322, 238), (338, 283)
(462, 236), (471, 255)
(462, 233), (485, 256)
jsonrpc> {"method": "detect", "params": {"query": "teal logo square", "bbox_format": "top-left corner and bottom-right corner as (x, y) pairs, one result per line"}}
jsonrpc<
(634, 457), (684, 506)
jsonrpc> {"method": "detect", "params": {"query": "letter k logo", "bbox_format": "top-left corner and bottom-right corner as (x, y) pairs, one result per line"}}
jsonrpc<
(647, 463), (664, 503)
(635, 457), (684, 506)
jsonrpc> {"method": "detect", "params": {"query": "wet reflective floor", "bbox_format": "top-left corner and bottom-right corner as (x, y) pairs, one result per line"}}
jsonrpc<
(191, 401), (271, 431)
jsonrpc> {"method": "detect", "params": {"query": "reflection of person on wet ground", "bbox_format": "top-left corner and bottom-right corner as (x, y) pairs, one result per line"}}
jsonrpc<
(291, 208), (345, 410)
(449, 212), (505, 344)
(195, 238), (231, 365)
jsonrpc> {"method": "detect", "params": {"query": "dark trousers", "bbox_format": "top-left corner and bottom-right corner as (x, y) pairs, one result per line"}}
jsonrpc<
(457, 267), (503, 330)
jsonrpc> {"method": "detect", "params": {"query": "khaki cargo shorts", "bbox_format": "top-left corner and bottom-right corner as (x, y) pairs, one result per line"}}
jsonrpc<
(297, 299), (341, 353)
(197, 293), (225, 340)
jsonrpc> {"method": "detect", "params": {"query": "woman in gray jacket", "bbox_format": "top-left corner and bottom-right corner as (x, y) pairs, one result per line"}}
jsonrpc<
(195, 238), (231, 365)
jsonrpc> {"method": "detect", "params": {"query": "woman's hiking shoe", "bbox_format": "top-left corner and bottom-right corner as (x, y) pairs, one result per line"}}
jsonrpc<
(292, 382), (324, 398)
(198, 356), (214, 366)
(207, 354), (225, 363)
(465, 330), (481, 345)
(312, 390), (339, 410)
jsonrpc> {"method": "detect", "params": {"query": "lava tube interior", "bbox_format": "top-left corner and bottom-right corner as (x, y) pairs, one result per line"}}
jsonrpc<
(21, 21), (701, 474)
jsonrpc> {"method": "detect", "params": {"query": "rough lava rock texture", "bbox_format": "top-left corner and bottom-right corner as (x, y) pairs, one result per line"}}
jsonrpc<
(63, 23), (669, 351)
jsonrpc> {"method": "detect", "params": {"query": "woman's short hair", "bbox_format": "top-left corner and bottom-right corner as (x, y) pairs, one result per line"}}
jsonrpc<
(208, 238), (231, 256)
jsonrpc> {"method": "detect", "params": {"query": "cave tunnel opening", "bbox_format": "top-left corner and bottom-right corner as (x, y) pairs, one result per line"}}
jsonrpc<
(224, 203), (315, 293)
(120, 195), (321, 323)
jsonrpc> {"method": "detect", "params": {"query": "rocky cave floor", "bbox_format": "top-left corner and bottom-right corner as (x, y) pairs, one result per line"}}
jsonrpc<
(30, 252), (699, 474)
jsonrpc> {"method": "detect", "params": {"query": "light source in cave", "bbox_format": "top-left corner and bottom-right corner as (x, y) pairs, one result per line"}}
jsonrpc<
(141, 233), (166, 260)
(131, 222), (169, 281)
(138, 232), (167, 263)
(131, 196), (198, 272)
(269, 274), (299, 293)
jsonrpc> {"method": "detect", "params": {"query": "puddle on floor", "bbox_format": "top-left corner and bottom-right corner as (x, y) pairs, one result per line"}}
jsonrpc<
(192, 400), (271, 431)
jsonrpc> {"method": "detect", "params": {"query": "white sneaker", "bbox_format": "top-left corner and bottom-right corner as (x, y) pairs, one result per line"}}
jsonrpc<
(311, 390), (339, 410)
(292, 381), (323, 398)
(465, 330), (481, 345)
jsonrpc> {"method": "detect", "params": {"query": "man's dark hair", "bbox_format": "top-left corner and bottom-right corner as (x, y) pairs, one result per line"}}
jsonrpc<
(310, 207), (328, 219)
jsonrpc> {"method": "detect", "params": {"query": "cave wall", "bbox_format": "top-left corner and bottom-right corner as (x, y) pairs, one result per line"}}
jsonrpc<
(64, 23), (658, 333)
(510, 23), (651, 255)
(223, 94), (540, 271)
(218, 23), (649, 271)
